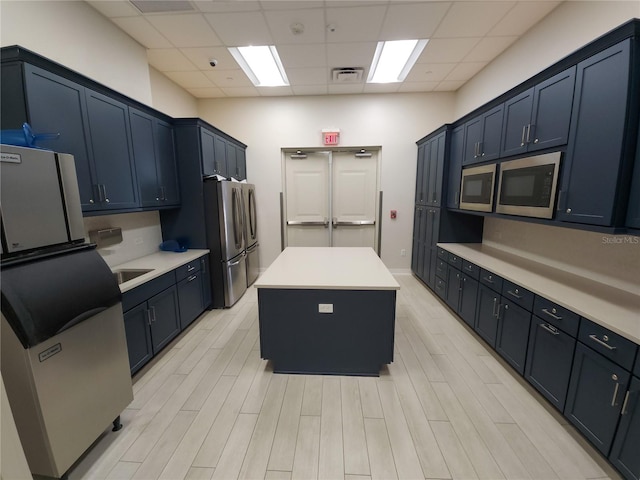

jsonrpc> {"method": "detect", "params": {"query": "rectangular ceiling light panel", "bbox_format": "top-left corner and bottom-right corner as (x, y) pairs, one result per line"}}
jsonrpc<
(130, 0), (194, 13)
(367, 39), (429, 83)
(229, 46), (289, 87)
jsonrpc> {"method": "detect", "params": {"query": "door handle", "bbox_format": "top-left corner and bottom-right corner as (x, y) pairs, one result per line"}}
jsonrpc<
(333, 220), (375, 226)
(541, 308), (562, 321)
(621, 391), (631, 415)
(589, 334), (617, 350)
(611, 375), (620, 407)
(507, 289), (522, 299)
(521, 125), (527, 147)
(539, 323), (559, 336)
(286, 220), (328, 227)
(188, 275), (198, 282)
(492, 297), (498, 317)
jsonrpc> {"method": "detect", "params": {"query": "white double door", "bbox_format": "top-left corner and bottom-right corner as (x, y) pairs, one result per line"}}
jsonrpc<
(284, 149), (379, 249)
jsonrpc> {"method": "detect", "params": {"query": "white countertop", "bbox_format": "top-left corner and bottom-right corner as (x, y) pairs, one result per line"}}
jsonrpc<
(438, 243), (640, 344)
(112, 249), (209, 293)
(255, 247), (400, 291)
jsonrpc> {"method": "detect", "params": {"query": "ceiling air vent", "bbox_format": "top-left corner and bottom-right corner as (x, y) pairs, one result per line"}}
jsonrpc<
(130, 0), (195, 14)
(331, 68), (365, 83)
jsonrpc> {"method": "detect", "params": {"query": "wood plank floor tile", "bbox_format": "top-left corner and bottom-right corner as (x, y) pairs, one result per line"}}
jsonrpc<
(364, 418), (397, 480)
(358, 377), (383, 419)
(430, 421), (478, 480)
(265, 471), (292, 480)
(185, 467), (214, 480)
(212, 414), (259, 480)
(495, 423), (558, 480)
(104, 461), (140, 480)
(341, 377), (370, 476)
(268, 376), (305, 472)
(292, 416), (321, 480)
(301, 375), (323, 416)
(319, 377), (344, 480)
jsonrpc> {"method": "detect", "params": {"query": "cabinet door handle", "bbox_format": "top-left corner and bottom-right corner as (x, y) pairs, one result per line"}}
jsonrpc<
(146, 309), (152, 326)
(150, 306), (157, 323)
(187, 265), (196, 272)
(496, 303), (503, 320)
(102, 185), (110, 203)
(621, 391), (631, 415)
(589, 334), (617, 350)
(483, 276), (494, 284)
(541, 308), (562, 321)
(521, 125), (527, 146)
(492, 297), (498, 316)
(188, 274), (198, 282)
(526, 124), (533, 144)
(507, 289), (522, 299)
(539, 323), (559, 336)
(200, 258), (207, 273)
(611, 380), (621, 407)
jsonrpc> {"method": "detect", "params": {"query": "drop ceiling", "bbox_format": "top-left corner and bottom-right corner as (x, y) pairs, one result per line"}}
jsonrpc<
(87, 0), (562, 98)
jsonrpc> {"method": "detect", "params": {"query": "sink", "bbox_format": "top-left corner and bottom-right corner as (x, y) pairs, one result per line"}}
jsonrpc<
(112, 269), (153, 284)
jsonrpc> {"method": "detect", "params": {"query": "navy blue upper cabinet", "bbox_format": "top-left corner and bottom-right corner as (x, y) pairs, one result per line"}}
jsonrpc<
(226, 141), (237, 180)
(447, 126), (464, 209)
(557, 40), (633, 226)
(428, 133), (446, 207)
(500, 67), (576, 157)
(236, 146), (247, 181)
(415, 144), (426, 205)
(213, 134), (228, 177)
(463, 105), (503, 165)
(200, 129), (216, 176)
(21, 64), (96, 210)
(130, 108), (180, 208)
(85, 90), (139, 211)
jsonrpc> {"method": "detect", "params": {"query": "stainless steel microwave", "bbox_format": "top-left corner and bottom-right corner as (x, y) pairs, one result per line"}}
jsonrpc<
(459, 163), (497, 212)
(496, 152), (561, 219)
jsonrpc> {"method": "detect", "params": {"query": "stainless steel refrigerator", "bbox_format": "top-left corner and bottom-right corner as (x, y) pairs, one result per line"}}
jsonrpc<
(242, 183), (259, 286)
(203, 179), (247, 307)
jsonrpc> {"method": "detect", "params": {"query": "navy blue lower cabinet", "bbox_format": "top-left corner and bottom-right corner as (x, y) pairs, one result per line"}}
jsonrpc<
(148, 285), (181, 353)
(200, 255), (212, 309)
(177, 271), (204, 330)
(123, 303), (153, 375)
(458, 274), (478, 328)
(565, 342), (631, 455)
(475, 284), (500, 347)
(445, 265), (461, 310)
(495, 300), (531, 374)
(525, 319), (576, 411)
(610, 376), (640, 480)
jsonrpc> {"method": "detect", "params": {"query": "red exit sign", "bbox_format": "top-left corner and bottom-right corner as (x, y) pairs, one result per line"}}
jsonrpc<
(322, 130), (340, 145)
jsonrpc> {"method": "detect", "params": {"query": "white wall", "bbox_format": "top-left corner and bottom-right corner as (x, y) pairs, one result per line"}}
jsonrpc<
(455, 1), (640, 118)
(198, 93), (455, 271)
(149, 67), (198, 118)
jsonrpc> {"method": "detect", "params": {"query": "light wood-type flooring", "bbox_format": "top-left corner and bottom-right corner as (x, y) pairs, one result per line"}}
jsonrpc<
(68, 274), (621, 480)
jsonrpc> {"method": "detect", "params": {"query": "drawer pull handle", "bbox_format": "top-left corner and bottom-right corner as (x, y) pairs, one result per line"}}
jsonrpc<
(542, 308), (562, 320)
(188, 275), (198, 282)
(621, 391), (631, 415)
(187, 265), (196, 272)
(540, 323), (559, 335)
(589, 334), (617, 350)
(611, 381), (620, 407)
(507, 289), (522, 299)
(483, 276), (494, 284)
(466, 265), (473, 271)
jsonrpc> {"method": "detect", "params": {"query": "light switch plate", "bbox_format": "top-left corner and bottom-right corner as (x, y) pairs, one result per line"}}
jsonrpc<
(318, 303), (333, 313)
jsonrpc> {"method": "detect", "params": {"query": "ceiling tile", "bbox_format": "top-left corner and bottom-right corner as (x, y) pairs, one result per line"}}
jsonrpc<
(112, 17), (173, 48)
(204, 11), (272, 45)
(292, 85), (329, 96)
(404, 63), (456, 83)
(363, 83), (401, 94)
(326, 42), (376, 69)
(433, 1), (516, 38)
(258, 86), (294, 96)
(444, 62), (488, 81)
(146, 14), (221, 47)
(417, 38), (481, 64)
(328, 83), (365, 95)
(398, 81), (440, 93)
(325, 5), (387, 43)
(434, 80), (466, 91)
(187, 87), (226, 98)
(264, 8), (326, 45)
(180, 46), (239, 70)
(193, 1), (261, 13)
(380, 2), (452, 40)
(489, 1), (561, 36)
(164, 70), (215, 88)
(147, 49), (198, 71)
(87, 1), (140, 18)
(286, 67), (329, 86)
(204, 68), (253, 87)
(220, 86), (260, 97)
(463, 36), (518, 62)
(278, 44), (327, 68)
(260, 1), (325, 10)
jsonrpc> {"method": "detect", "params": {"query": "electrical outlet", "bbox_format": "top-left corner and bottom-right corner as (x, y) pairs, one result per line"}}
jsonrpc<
(134, 237), (144, 245)
(318, 303), (333, 314)
(400, 249), (406, 257)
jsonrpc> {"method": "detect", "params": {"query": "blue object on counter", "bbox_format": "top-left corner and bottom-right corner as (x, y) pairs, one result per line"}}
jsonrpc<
(0, 123), (60, 148)
(159, 240), (188, 252)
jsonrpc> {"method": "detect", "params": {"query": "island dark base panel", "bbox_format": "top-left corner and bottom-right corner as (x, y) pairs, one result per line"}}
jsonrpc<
(258, 289), (396, 376)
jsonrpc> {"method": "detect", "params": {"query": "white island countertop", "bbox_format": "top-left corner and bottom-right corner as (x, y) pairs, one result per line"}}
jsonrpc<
(255, 247), (400, 291)
(438, 243), (640, 344)
(112, 249), (210, 293)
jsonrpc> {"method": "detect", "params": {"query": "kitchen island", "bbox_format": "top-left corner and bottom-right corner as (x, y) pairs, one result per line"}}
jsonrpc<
(255, 247), (400, 376)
